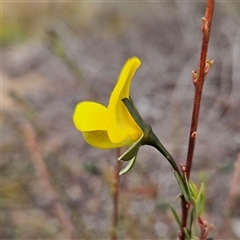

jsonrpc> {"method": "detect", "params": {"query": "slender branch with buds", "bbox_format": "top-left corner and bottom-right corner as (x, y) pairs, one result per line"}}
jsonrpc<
(180, 1), (215, 240)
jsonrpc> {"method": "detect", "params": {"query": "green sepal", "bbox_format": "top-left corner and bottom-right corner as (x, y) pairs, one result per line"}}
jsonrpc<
(122, 97), (144, 128)
(118, 135), (143, 161)
(169, 204), (181, 228)
(174, 171), (190, 203)
(119, 156), (137, 176)
(122, 97), (181, 175)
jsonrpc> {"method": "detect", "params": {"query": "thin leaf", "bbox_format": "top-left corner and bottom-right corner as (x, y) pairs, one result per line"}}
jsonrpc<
(169, 204), (181, 228)
(183, 173), (191, 197)
(195, 183), (202, 216)
(192, 205), (197, 221)
(190, 195), (196, 205)
(189, 208), (195, 236)
(189, 181), (197, 199)
(199, 183), (205, 215)
(176, 193), (182, 200)
(174, 171), (190, 202)
(119, 156), (136, 175)
(183, 227), (191, 240)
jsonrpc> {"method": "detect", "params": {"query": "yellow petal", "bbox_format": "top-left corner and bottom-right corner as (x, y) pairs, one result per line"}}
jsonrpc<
(73, 101), (108, 132)
(83, 130), (135, 149)
(109, 57), (141, 107)
(108, 102), (142, 143)
(108, 57), (142, 143)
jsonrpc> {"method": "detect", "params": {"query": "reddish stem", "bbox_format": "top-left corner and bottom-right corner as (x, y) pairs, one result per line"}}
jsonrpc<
(111, 149), (122, 240)
(180, 1), (215, 240)
(186, 0), (215, 179)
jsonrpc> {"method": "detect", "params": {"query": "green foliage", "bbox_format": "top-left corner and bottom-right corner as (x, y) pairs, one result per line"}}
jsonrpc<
(189, 182), (205, 217)
(174, 171), (190, 203)
(169, 204), (181, 228)
(171, 173), (207, 239)
(183, 227), (191, 240)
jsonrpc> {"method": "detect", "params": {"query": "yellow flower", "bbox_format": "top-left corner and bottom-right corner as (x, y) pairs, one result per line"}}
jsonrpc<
(73, 57), (180, 175)
(73, 57), (143, 149)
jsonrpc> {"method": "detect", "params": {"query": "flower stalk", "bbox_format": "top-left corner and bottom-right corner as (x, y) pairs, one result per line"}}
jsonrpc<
(120, 97), (181, 176)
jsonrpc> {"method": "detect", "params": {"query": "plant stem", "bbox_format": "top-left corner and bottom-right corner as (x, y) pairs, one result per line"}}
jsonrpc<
(154, 139), (182, 178)
(111, 149), (122, 240)
(180, 1), (215, 240)
(185, 0), (215, 180)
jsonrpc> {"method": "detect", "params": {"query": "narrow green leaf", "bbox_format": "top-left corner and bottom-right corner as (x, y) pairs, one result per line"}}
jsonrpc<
(199, 183), (205, 215)
(195, 184), (202, 203)
(190, 195), (196, 205)
(189, 181), (197, 198)
(189, 209), (195, 235)
(192, 204), (197, 221)
(119, 156), (136, 175)
(176, 193), (182, 200)
(194, 183), (205, 216)
(183, 173), (191, 197)
(174, 171), (190, 202)
(183, 227), (191, 240)
(169, 204), (181, 228)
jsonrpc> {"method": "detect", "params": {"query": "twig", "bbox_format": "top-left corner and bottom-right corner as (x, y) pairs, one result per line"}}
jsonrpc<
(180, 1), (215, 240)
(186, 0), (215, 179)
(111, 149), (122, 240)
(23, 122), (75, 240)
(198, 217), (214, 240)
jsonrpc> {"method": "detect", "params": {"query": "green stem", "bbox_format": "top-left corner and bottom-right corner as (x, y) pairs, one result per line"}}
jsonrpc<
(122, 97), (181, 176)
(148, 130), (181, 177)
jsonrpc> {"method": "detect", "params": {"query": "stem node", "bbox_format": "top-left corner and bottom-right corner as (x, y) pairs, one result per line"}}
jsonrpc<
(191, 131), (197, 138)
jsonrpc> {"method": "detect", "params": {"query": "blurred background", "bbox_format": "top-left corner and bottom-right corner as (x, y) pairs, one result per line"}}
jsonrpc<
(2, 1), (240, 239)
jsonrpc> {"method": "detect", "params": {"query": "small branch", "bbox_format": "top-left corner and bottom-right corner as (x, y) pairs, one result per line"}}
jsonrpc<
(185, 0), (214, 180)
(23, 122), (75, 240)
(198, 217), (214, 240)
(180, 1), (215, 240)
(111, 149), (122, 240)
